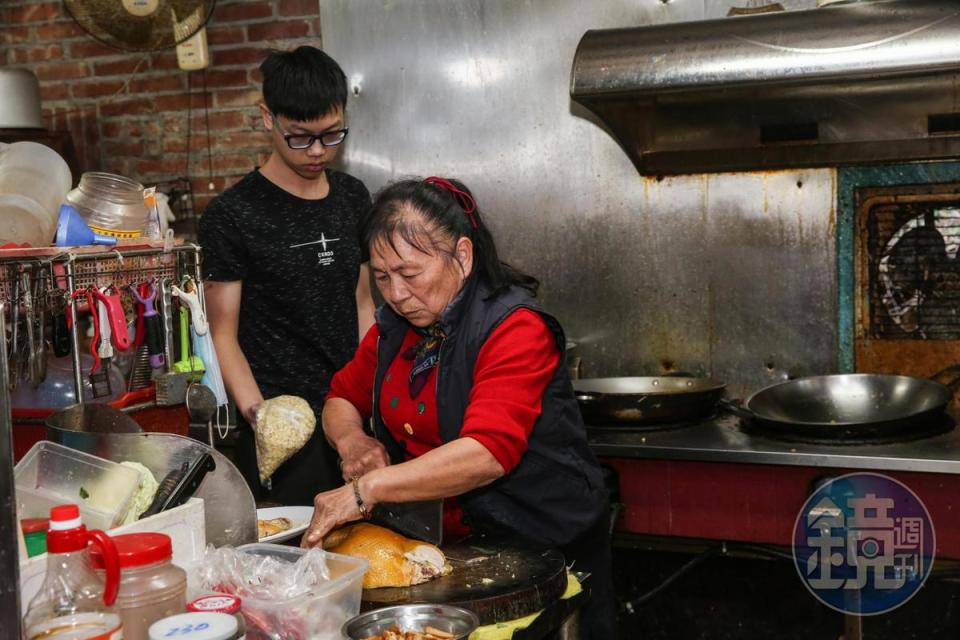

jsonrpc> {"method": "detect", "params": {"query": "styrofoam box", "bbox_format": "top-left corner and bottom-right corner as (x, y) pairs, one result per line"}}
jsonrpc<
(234, 543), (369, 640)
(19, 497), (206, 612)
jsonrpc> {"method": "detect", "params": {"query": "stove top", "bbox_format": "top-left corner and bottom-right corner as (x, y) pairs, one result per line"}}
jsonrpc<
(584, 415), (710, 435)
(586, 413), (960, 474)
(736, 413), (956, 446)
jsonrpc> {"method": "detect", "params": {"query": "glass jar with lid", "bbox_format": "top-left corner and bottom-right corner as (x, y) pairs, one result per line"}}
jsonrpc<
(90, 532), (187, 638)
(65, 172), (151, 239)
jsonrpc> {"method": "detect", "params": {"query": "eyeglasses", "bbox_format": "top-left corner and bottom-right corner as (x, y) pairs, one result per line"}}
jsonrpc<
(271, 114), (349, 149)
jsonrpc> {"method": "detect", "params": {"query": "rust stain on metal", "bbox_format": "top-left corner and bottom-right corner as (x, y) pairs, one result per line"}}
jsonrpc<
(702, 174), (710, 228)
(856, 341), (960, 377)
(827, 171), (837, 232)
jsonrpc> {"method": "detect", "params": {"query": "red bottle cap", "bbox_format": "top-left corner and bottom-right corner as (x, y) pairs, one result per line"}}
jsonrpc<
(90, 533), (172, 569)
(46, 504), (88, 554)
(49, 504), (81, 528)
(188, 594), (242, 615)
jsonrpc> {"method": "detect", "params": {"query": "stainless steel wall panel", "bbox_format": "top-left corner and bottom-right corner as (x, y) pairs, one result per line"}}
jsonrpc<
(321, 0), (831, 394)
(705, 170), (837, 393)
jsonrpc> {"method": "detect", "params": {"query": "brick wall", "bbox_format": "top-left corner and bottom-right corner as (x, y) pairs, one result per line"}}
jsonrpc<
(0, 0), (321, 218)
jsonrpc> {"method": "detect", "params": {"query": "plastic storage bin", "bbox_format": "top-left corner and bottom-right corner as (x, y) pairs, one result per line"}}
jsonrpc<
(234, 543), (368, 640)
(14, 441), (140, 531)
(0, 141), (72, 246)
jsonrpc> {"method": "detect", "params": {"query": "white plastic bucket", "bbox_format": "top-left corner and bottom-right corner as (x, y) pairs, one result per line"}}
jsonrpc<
(0, 141), (72, 246)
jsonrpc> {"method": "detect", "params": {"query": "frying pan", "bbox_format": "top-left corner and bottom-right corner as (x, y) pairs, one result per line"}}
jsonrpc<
(574, 376), (727, 425)
(727, 374), (952, 440)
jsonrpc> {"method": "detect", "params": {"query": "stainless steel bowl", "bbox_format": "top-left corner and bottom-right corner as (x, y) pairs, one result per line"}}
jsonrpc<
(342, 604), (479, 639)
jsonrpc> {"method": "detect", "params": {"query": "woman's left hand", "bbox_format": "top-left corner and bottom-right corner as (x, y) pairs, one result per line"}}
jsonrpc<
(301, 482), (365, 549)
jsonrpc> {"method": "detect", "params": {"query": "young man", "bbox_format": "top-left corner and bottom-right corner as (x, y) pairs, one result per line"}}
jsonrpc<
(198, 46), (375, 505)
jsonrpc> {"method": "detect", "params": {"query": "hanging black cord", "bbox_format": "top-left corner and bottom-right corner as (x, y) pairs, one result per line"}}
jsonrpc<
(202, 68), (214, 190)
(621, 540), (959, 613)
(184, 71), (192, 180)
(621, 545), (725, 613)
(734, 543), (799, 563)
(620, 542), (795, 613)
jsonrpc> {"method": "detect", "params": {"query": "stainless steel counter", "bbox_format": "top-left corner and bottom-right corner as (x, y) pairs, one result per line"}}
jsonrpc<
(587, 414), (960, 474)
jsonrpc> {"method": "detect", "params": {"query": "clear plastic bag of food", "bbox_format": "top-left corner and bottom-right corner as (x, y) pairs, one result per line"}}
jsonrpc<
(197, 544), (330, 600)
(196, 544), (367, 640)
(255, 395), (316, 484)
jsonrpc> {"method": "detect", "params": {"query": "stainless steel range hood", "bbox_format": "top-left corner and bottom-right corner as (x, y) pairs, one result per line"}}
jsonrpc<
(570, 0), (960, 175)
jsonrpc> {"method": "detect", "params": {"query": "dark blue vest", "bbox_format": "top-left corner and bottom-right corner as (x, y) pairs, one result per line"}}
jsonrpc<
(372, 277), (607, 547)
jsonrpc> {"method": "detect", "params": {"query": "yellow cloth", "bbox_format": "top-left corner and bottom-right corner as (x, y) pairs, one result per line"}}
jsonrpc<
(468, 572), (582, 640)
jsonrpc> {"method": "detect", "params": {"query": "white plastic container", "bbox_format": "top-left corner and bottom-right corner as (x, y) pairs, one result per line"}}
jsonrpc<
(14, 441), (140, 531)
(0, 141), (72, 246)
(233, 543), (368, 640)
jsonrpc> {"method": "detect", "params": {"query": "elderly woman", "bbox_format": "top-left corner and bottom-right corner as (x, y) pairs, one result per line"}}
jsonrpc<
(303, 177), (615, 637)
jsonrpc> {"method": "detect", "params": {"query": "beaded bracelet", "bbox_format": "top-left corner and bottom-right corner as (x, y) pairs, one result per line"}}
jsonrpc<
(352, 476), (371, 520)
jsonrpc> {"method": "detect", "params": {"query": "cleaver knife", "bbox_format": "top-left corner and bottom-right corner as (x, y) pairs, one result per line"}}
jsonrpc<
(371, 499), (443, 546)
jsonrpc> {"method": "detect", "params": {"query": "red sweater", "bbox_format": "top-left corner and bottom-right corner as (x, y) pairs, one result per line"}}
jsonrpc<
(327, 309), (560, 535)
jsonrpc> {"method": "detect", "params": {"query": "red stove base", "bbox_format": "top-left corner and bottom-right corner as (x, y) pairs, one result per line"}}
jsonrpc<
(606, 457), (960, 559)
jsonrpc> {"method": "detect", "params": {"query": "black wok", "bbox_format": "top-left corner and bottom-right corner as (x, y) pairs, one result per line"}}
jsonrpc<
(730, 374), (952, 440)
(574, 376), (726, 426)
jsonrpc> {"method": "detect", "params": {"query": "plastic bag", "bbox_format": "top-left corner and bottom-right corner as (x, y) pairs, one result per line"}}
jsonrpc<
(197, 544), (330, 600)
(197, 545), (356, 640)
(255, 395), (316, 484)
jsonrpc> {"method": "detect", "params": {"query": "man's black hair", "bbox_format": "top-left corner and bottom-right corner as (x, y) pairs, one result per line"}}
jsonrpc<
(260, 46), (347, 121)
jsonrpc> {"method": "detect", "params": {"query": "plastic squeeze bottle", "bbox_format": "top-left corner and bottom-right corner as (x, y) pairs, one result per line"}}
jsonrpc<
(23, 504), (123, 640)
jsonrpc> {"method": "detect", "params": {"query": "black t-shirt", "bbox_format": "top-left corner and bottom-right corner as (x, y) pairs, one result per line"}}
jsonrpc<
(198, 169), (370, 408)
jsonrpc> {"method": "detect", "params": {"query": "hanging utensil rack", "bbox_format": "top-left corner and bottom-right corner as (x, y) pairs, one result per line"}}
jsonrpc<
(0, 243), (203, 406)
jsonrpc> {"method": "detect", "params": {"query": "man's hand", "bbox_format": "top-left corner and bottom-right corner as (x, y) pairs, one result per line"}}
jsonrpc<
(242, 401), (263, 428)
(301, 482), (364, 548)
(337, 431), (390, 481)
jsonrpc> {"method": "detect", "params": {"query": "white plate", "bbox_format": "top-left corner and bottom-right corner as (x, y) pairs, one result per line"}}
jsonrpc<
(256, 506), (313, 543)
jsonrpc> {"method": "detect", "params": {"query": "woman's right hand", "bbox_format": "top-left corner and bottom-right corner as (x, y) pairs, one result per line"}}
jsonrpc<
(337, 432), (390, 480)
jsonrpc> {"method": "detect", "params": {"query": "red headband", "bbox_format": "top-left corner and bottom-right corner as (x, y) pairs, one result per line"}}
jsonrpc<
(424, 176), (478, 229)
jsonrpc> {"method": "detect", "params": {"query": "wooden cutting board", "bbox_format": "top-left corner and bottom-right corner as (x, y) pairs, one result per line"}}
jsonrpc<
(360, 541), (567, 625)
